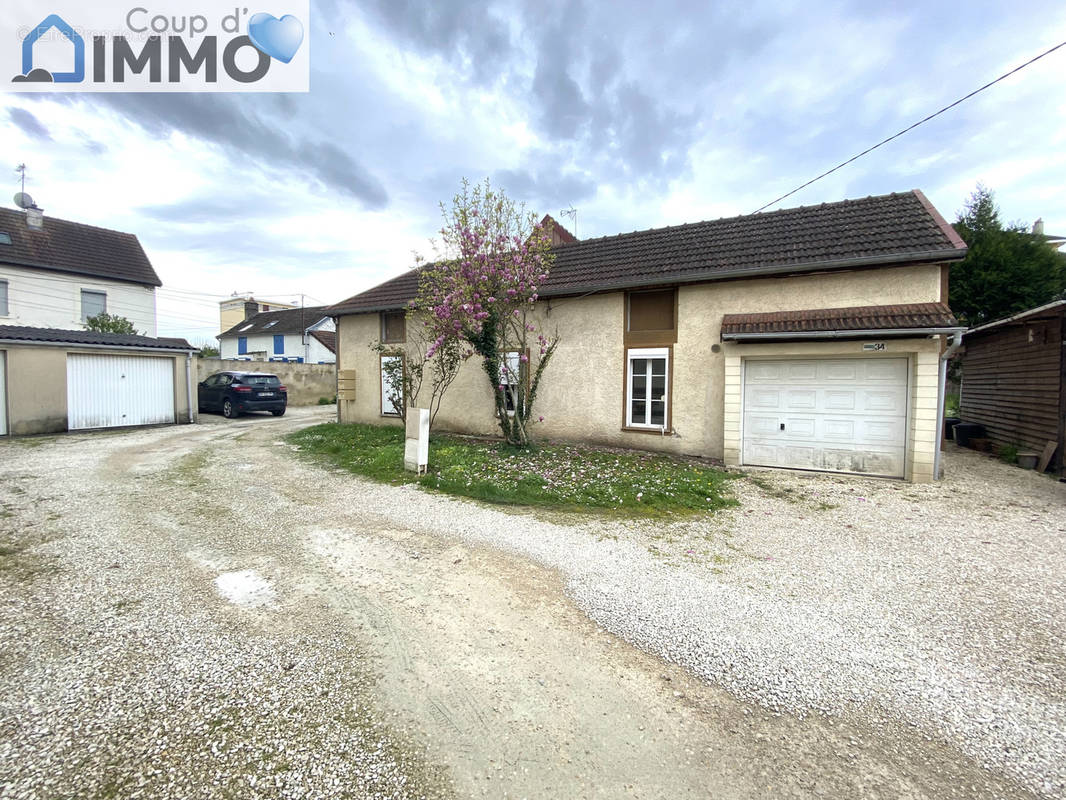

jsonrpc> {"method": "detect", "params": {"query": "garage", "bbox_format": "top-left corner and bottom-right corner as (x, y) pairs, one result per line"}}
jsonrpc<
(0, 351), (7, 435)
(67, 353), (177, 430)
(742, 357), (909, 478)
(0, 326), (196, 436)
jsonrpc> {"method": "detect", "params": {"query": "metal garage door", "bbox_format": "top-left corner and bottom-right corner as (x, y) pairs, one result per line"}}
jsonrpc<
(742, 358), (908, 478)
(67, 354), (175, 430)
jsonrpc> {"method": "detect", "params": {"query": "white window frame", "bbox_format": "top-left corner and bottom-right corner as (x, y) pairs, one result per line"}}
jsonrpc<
(501, 350), (521, 415)
(380, 354), (403, 417)
(626, 347), (670, 430)
(0, 279), (8, 317)
(80, 289), (107, 322)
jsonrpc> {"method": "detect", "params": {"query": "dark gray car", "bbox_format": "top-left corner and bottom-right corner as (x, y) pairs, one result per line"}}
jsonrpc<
(197, 371), (287, 418)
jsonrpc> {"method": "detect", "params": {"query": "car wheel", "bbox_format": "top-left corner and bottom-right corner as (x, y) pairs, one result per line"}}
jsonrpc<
(271, 408), (286, 417)
(222, 399), (237, 419)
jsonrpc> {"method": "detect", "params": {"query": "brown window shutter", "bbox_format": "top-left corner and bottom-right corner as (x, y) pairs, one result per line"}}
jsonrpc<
(382, 311), (406, 343)
(628, 289), (675, 332)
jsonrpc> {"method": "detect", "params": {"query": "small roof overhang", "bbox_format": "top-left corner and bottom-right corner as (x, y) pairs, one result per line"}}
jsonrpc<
(721, 303), (963, 342)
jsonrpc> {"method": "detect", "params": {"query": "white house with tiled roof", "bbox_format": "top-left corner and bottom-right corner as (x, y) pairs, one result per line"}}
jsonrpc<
(0, 205), (160, 336)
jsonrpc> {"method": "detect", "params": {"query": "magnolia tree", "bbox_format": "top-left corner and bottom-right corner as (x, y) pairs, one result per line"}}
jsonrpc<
(370, 324), (464, 426)
(417, 179), (558, 447)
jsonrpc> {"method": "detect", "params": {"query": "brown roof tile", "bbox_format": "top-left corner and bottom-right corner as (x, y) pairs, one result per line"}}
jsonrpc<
(0, 207), (161, 287)
(329, 190), (967, 316)
(721, 303), (959, 338)
(310, 329), (336, 354)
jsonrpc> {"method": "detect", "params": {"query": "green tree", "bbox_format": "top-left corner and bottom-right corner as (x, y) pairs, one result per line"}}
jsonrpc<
(198, 345), (220, 358)
(85, 313), (140, 335)
(950, 185), (1066, 325)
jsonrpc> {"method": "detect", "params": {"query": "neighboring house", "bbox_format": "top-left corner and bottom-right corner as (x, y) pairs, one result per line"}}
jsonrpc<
(218, 306), (336, 363)
(958, 300), (1066, 475)
(0, 205), (160, 335)
(0, 325), (197, 435)
(219, 295), (297, 335)
(1032, 218), (1066, 251)
(329, 190), (968, 483)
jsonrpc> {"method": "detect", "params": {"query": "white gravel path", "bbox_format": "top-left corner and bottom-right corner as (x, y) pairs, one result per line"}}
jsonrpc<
(332, 442), (1066, 798)
(1, 412), (1062, 798)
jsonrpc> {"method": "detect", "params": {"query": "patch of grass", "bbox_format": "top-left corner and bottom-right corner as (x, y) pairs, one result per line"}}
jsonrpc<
(317, 396), (338, 405)
(997, 443), (1020, 464)
(945, 392), (960, 418)
(288, 423), (738, 517)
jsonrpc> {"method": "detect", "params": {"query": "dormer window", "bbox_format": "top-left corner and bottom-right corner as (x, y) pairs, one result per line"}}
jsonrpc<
(0, 232), (11, 245)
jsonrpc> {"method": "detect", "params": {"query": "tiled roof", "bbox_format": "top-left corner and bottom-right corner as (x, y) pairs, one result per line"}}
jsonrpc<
(219, 306), (330, 338)
(720, 303), (960, 338)
(329, 190), (967, 316)
(0, 207), (161, 287)
(0, 324), (194, 350)
(310, 329), (336, 354)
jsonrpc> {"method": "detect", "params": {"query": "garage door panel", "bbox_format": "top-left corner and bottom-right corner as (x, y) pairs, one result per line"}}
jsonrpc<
(785, 389), (817, 409)
(786, 362), (818, 380)
(743, 357), (908, 478)
(747, 415), (781, 435)
(822, 362), (859, 381)
(67, 354), (175, 430)
(749, 388), (780, 408)
(824, 390), (856, 410)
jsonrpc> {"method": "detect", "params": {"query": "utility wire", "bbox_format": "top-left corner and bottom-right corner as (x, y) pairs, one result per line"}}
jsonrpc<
(751, 38), (1066, 214)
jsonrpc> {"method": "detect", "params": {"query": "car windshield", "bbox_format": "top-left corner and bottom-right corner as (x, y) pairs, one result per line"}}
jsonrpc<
(241, 375), (281, 386)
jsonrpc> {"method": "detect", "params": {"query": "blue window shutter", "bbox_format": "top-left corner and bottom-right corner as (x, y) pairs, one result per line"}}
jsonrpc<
(273, 334), (285, 354)
(238, 336), (247, 355)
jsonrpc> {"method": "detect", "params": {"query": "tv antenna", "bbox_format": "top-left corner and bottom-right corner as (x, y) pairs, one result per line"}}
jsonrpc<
(13, 164), (36, 209)
(559, 204), (577, 238)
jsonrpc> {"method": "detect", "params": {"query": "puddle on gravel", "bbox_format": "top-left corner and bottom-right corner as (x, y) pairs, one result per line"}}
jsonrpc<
(215, 569), (276, 607)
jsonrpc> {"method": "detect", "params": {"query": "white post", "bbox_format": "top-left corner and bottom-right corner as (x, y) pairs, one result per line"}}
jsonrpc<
(404, 408), (430, 474)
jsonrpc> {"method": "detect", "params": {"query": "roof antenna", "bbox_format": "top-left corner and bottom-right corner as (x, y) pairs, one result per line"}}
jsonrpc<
(13, 163), (35, 210)
(559, 205), (577, 238)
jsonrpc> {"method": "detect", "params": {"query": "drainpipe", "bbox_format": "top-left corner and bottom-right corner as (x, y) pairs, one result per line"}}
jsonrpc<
(186, 352), (195, 424)
(934, 330), (965, 480)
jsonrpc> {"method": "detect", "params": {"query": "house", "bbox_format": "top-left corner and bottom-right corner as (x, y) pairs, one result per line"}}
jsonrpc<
(218, 295), (298, 335)
(1032, 219), (1065, 251)
(328, 190), (968, 483)
(0, 205), (160, 335)
(957, 300), (1065, 475)
(0, 325), (197, 435)
(218, 306), (336, 363)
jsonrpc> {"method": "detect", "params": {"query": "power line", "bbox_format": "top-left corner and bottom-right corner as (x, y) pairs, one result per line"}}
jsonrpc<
(751, 38), (1066, 215)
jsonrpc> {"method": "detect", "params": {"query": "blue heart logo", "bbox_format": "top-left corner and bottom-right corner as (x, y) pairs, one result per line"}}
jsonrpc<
(247, 13), (304, 64)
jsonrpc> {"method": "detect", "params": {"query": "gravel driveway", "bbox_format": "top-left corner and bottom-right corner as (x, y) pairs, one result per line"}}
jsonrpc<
(1, 409), (1062, 799)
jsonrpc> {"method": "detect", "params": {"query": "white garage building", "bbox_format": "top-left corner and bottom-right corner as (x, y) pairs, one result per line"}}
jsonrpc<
(0, 326), (197, 436)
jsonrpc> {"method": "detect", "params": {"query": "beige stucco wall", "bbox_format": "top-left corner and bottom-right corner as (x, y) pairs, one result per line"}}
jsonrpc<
(337, 263), (946, 478)
(1, 345), (193, 435)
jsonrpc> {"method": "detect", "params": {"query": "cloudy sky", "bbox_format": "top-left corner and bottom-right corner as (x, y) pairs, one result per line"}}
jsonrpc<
(2, 0), (1064, 345)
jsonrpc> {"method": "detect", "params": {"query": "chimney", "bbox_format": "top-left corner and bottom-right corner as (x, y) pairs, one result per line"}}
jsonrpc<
(25, 206), (43, 230)
(244, 300), (259, 319)
(1033, 218), (1045, 236)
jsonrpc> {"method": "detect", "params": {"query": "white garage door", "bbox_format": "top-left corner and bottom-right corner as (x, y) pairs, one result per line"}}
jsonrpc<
(0, 351), (7, 436)
(742, 358), (909, 478)
(67, 354), (175, 430)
